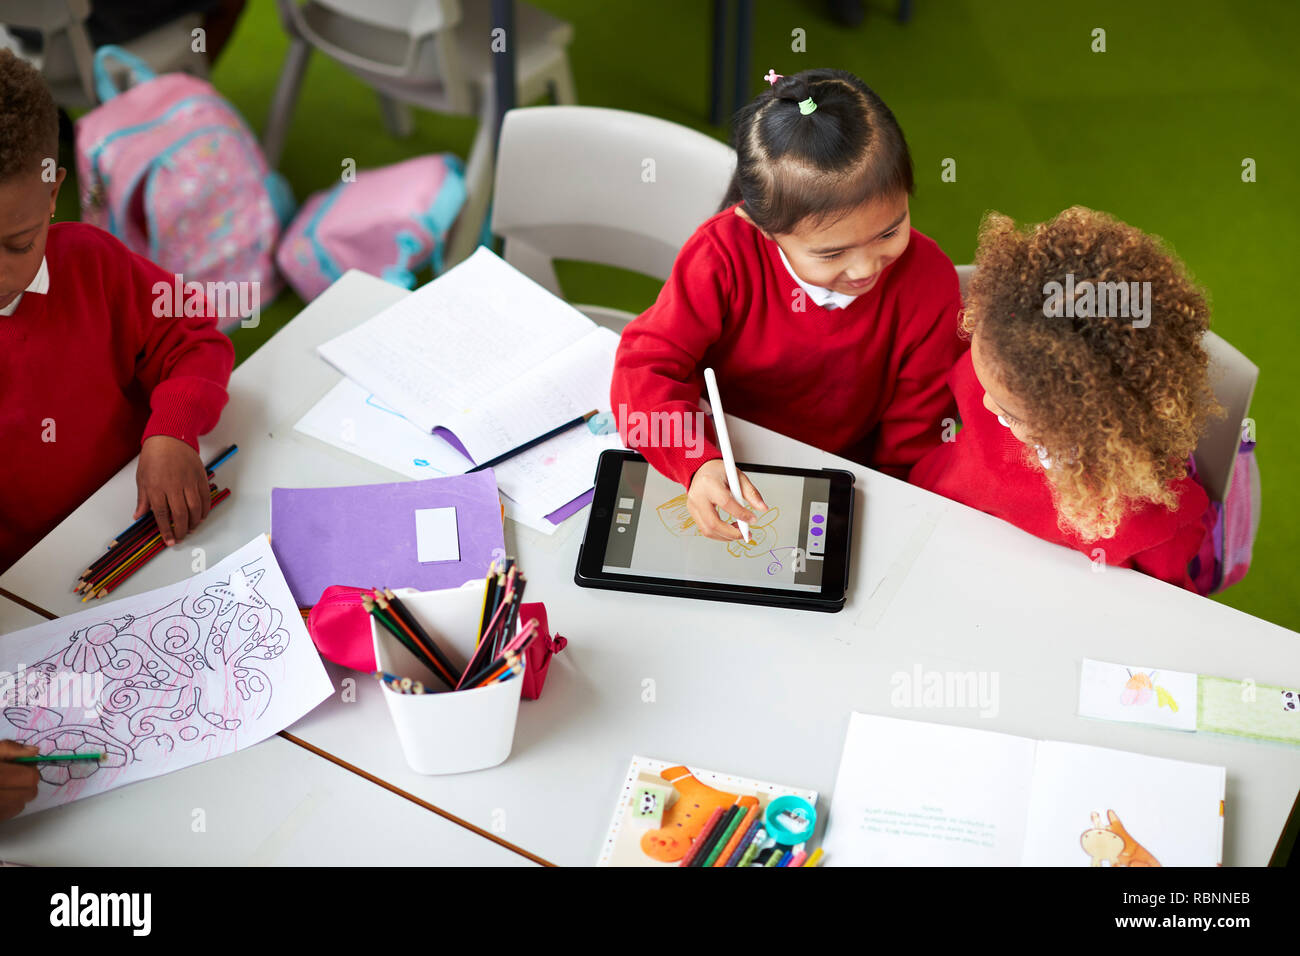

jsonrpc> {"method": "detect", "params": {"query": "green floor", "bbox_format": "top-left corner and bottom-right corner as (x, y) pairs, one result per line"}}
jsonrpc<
(58, 0), (1299, 630)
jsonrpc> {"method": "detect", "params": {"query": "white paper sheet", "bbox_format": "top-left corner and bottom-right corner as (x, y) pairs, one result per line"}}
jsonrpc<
(0, 536), (333, 816)
(1078, 658), (1198, 732)
(414, 507), (459, 563)
(822, 713), (1035, 866)
(1023, 742), (1224, 866)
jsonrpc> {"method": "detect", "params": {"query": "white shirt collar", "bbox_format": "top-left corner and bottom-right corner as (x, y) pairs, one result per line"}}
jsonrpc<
(776, 244), (860, 311)
(0, 256), (49, 316)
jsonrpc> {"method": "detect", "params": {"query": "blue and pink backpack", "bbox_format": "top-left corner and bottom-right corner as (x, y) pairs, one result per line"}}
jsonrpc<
(1189, 438), (1260, 595)
(74, 46), (293, 328)
(275, 154), (467, 303)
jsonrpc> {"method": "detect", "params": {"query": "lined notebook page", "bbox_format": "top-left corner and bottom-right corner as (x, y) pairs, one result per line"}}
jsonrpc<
(317, 247), (599, 438)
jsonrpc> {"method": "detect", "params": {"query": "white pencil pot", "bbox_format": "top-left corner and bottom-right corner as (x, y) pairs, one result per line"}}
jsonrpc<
(371, 580), (524, 775)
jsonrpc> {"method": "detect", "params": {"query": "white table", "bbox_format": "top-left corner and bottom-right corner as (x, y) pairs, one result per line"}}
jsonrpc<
(0, 733), (535, 866)
(4, 271), (1297, 867)
(0, 592), (535, 866)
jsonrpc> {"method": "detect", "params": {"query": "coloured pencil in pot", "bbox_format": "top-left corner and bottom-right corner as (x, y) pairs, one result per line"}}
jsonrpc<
(379, 589), (460, 688)
(364, 592), (456, 690)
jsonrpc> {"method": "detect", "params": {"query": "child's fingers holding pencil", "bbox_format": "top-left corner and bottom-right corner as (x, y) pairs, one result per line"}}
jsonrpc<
(736, 469), (768, 514)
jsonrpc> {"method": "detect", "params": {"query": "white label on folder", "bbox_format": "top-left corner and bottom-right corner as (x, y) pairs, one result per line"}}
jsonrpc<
(414, 507), (460, 563)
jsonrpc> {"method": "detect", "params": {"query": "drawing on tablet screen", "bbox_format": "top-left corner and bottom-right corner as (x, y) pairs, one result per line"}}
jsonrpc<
(655, 494), (794, 574)
(656, 494), (782, 553)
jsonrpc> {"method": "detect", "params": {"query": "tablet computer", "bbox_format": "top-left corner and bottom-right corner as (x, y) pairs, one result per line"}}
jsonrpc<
(575, 450), (854, 612)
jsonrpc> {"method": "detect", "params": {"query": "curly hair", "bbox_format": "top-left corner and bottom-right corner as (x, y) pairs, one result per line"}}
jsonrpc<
(0, 48), (58, 181)
(716, 68), (913, 234)
(963, 207), (1222, 541)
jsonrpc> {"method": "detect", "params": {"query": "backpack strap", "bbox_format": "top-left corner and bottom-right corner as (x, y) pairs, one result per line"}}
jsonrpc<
(93, 45), (159, 104)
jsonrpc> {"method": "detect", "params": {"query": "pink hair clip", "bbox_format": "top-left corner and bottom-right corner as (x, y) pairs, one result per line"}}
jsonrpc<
(764, 69), (783, 86)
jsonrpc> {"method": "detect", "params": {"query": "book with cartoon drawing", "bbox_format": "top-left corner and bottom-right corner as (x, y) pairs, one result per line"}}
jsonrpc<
(822, 713), (1225, 867)
(598, 755), (818, 867)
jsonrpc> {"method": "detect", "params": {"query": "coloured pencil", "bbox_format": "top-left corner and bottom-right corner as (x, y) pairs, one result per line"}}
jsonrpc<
(765, 848), (785, 867)
(91, 445), (236, 554)
(716, 805), (760, 867)
(475, 561), (499, 646)
(693, 802), (740, 867)
(704, 801), (750, 867)
(467, 410), (598, 474)
(461, 628), (538, 689)
(777, 850), (793, 867)
(802, 848), (824, 867)
(11, 753), (103, 764)
(787, 849), (808, 867)
(736, 827), (767, 867)
(678, 807), (724, 868)
(725, 818), (763, 867)
(78, 484), (229, 595)
(94, 488), (231, 599)
(365, 594), (456, 690)
(380, 589), (459, 687)
(363, 596), (443, 680)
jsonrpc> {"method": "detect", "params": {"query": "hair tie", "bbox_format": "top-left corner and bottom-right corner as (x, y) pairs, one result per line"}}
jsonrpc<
(798, 96), (817, 115)
(764, 69), (782, 85)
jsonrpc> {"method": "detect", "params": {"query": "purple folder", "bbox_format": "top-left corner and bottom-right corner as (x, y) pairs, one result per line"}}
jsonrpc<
(270, 471), (505, 606)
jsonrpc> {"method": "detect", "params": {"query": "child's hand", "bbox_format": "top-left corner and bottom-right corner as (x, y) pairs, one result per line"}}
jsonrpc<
(134, 436), (210, 546)
(688, 459), (768, 541)
(0, 740), (40, 821)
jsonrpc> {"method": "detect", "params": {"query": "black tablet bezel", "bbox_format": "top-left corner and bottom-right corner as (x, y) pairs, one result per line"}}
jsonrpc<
(575, 450), (854, 612)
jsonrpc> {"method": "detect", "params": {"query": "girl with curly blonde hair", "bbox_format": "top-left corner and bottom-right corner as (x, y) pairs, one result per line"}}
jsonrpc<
(910, 207), (1221, 591)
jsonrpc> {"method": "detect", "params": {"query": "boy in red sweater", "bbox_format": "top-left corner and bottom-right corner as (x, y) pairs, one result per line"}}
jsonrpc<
(910, 208), (1218, 591)
(0, 50), (234, 576)
(611, 68), (963, 541)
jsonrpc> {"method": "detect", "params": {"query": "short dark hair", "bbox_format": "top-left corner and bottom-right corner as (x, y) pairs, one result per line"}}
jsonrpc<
(718, 68), (914, 235)
(0, 48), (59, 180)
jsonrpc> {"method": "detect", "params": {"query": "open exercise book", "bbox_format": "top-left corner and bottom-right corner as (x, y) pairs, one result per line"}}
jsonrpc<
(822, 713), (1225, 866)
(312, 247), (624, 530)
(598, 755), (818, 867)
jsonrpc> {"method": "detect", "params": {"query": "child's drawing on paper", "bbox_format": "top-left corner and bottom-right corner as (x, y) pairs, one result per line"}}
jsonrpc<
(1121, 669), (1179, 712)
(1079, 810), (1161, 867)
(0, 537), (332, 816)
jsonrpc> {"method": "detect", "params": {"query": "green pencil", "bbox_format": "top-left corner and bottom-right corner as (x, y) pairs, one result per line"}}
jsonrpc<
(12, 753), (103, 764)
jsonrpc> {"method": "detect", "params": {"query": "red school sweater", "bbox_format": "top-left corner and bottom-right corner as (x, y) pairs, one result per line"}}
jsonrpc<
(610, 205), (965, 488)
(0, 223), (235, 572)
(909, 351), (1212, 591)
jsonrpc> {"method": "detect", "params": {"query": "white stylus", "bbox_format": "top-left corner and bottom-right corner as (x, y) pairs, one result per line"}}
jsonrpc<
(702, 367), (750, 543)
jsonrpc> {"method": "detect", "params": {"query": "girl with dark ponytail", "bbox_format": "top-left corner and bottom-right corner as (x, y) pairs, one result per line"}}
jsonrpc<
(611, 68), (964, 541)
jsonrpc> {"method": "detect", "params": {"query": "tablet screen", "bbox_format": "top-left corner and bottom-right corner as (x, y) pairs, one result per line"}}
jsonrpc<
(600, 458), (832, 593)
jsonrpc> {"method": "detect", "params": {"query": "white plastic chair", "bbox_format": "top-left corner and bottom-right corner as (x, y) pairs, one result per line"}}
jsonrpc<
(956, 265), (1257, 504)
(1, 0), (207, 108)
(263, 0), (576, 271)
(491, 105), (736, 329)
(1197, 330), (1258, 504)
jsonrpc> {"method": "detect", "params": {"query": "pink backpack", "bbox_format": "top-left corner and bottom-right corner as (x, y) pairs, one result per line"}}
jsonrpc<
(1189, 439), (1260, 594)
(75, 46), (291, 327)
(275, 154), (466, 303)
